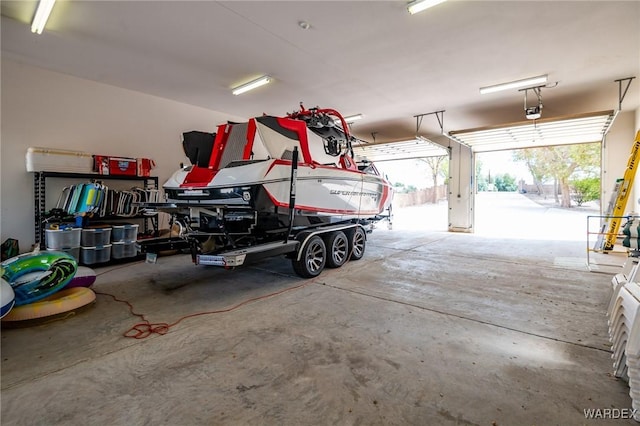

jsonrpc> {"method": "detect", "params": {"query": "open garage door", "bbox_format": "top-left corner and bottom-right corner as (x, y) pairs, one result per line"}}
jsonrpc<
(353, 138), (450, 232)
(448, 110), (615, 152)
(447, 110), (617, 239)
(351, 110), (618, 236)
(352, 137), (448, 162)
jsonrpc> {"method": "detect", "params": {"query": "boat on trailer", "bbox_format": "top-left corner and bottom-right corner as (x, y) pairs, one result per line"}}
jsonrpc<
(139, 105), (393, 277)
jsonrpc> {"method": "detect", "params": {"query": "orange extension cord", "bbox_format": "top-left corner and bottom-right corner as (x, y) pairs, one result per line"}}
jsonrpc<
(94, 262), (316, 339)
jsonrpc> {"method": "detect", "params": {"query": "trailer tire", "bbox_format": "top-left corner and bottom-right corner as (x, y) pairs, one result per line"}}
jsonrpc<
(292, 235), (326, 278)
(348, 227), (366, 261)
(324, 231), (349, 268)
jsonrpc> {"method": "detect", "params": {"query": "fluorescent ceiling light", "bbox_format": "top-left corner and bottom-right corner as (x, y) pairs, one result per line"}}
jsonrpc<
(31, 0), (56, 34)
(479, 75), (548, 95)
(407, 0), (447, 15)
(334, 114), (363, 125)
(232, 76), (271, 96)
(343, 114), (363, 123)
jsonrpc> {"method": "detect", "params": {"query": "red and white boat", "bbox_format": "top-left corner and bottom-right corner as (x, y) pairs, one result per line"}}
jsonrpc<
(140, 106), (392, 275)
(162, 105), (391, 229)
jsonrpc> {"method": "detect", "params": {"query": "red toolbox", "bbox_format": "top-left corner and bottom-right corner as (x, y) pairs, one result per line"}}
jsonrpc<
(94, 155), (138, 176)
(109, 157), (137, 176)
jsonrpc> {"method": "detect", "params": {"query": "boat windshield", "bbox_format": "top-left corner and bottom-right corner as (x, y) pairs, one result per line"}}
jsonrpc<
(359, 162), (380, 176)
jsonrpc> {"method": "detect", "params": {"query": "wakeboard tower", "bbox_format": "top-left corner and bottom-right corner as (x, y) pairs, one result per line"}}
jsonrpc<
(139, 105), (393, 277)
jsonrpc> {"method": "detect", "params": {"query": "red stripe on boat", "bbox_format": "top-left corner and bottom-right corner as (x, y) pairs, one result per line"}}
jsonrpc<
(210, 124), (230, 169)
(180, 166), (216, 187)
(243, 119), (256, 159)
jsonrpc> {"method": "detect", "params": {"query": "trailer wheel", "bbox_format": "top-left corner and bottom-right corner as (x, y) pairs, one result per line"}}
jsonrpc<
(292, 235), (326, 278)
(348, 227), (366, 261)
(325, 231), (349, 268)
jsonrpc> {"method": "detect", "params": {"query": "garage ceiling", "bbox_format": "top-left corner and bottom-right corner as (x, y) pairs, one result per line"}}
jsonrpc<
(1, 1), (639, 149)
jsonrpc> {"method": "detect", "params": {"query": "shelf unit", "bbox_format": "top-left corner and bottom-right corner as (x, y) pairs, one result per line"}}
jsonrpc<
(33, 171), (159, 249)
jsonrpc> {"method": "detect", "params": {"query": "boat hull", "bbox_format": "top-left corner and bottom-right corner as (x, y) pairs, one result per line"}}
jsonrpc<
(163, 159), (392, 221)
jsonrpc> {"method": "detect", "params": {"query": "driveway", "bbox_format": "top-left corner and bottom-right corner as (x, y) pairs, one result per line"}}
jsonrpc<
(385, 191), (601, 242)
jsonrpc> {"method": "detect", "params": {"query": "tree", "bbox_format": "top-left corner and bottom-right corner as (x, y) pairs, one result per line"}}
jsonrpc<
(571, 177), (600, 206)
(476, 158), (488, 192)
(513, 148), (552, 197)
(419, 156), (449, 203)
(393, 182), (406, 193)
(494, 173), (518, 191)
(392, 182), (417, 194)
(512, 143), (600, 207)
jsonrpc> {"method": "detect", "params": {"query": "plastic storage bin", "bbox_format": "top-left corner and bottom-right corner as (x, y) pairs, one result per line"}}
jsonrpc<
(80, 245), (112, 265)
(111, 224), (139, 242)
(112, 241), (138, 259)
(45, 228), (81, 249)
(46, 247), (80, 261)
(81, 227), (112, 247)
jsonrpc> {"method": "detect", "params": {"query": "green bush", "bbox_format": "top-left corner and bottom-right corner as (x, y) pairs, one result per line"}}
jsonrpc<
(571, 177), (600, 206)
(494, 173), (518, 192)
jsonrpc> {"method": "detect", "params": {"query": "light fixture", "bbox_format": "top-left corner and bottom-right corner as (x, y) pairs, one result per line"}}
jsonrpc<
(231, 75), (271, 96)
(407, 0), (447, 15)
(334, 114), (363, 125)
(479, 75), (548, 95)
(31, 0), (56, 34)
(343, 114), (363, 123)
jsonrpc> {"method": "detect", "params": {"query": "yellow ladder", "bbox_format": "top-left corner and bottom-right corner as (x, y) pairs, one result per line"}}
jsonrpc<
(599, 130), (640, 250)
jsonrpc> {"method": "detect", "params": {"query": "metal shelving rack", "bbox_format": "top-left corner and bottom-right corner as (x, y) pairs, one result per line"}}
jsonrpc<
(33, 171), (159, 249)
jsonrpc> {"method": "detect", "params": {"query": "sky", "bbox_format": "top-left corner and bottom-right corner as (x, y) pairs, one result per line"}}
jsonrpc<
(376, 159), (436, 189)
(476, 151), (534, 183)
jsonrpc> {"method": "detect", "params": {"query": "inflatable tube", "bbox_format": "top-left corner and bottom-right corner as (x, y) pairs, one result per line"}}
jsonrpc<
(1, 251), (77, 306)
(65, 266), (97, 289)
(1, 278), (15, 318)
(1, 287), (96, 326)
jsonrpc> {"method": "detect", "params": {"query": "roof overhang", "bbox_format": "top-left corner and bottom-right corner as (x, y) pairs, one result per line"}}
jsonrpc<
(448, 110), (616, 152)
(353, 137), (448, 162)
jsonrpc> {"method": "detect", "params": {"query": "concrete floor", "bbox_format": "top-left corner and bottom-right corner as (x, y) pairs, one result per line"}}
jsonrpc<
(1, 193), (635, 425)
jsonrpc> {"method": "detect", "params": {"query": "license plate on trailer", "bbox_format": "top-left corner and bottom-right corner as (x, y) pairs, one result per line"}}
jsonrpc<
(197, 255), (227, 266)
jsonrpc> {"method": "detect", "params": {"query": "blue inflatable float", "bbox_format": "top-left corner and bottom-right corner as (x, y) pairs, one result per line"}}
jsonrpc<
(1, 278), (15, 318)
(1, 251), (78, 306)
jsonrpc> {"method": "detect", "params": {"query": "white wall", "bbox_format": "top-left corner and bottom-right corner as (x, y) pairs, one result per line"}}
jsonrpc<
(602, 111), (639, 215)
(1, 60), (243, 251)
(448, 143), (474, 232)
(631, 108), (640, 214)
